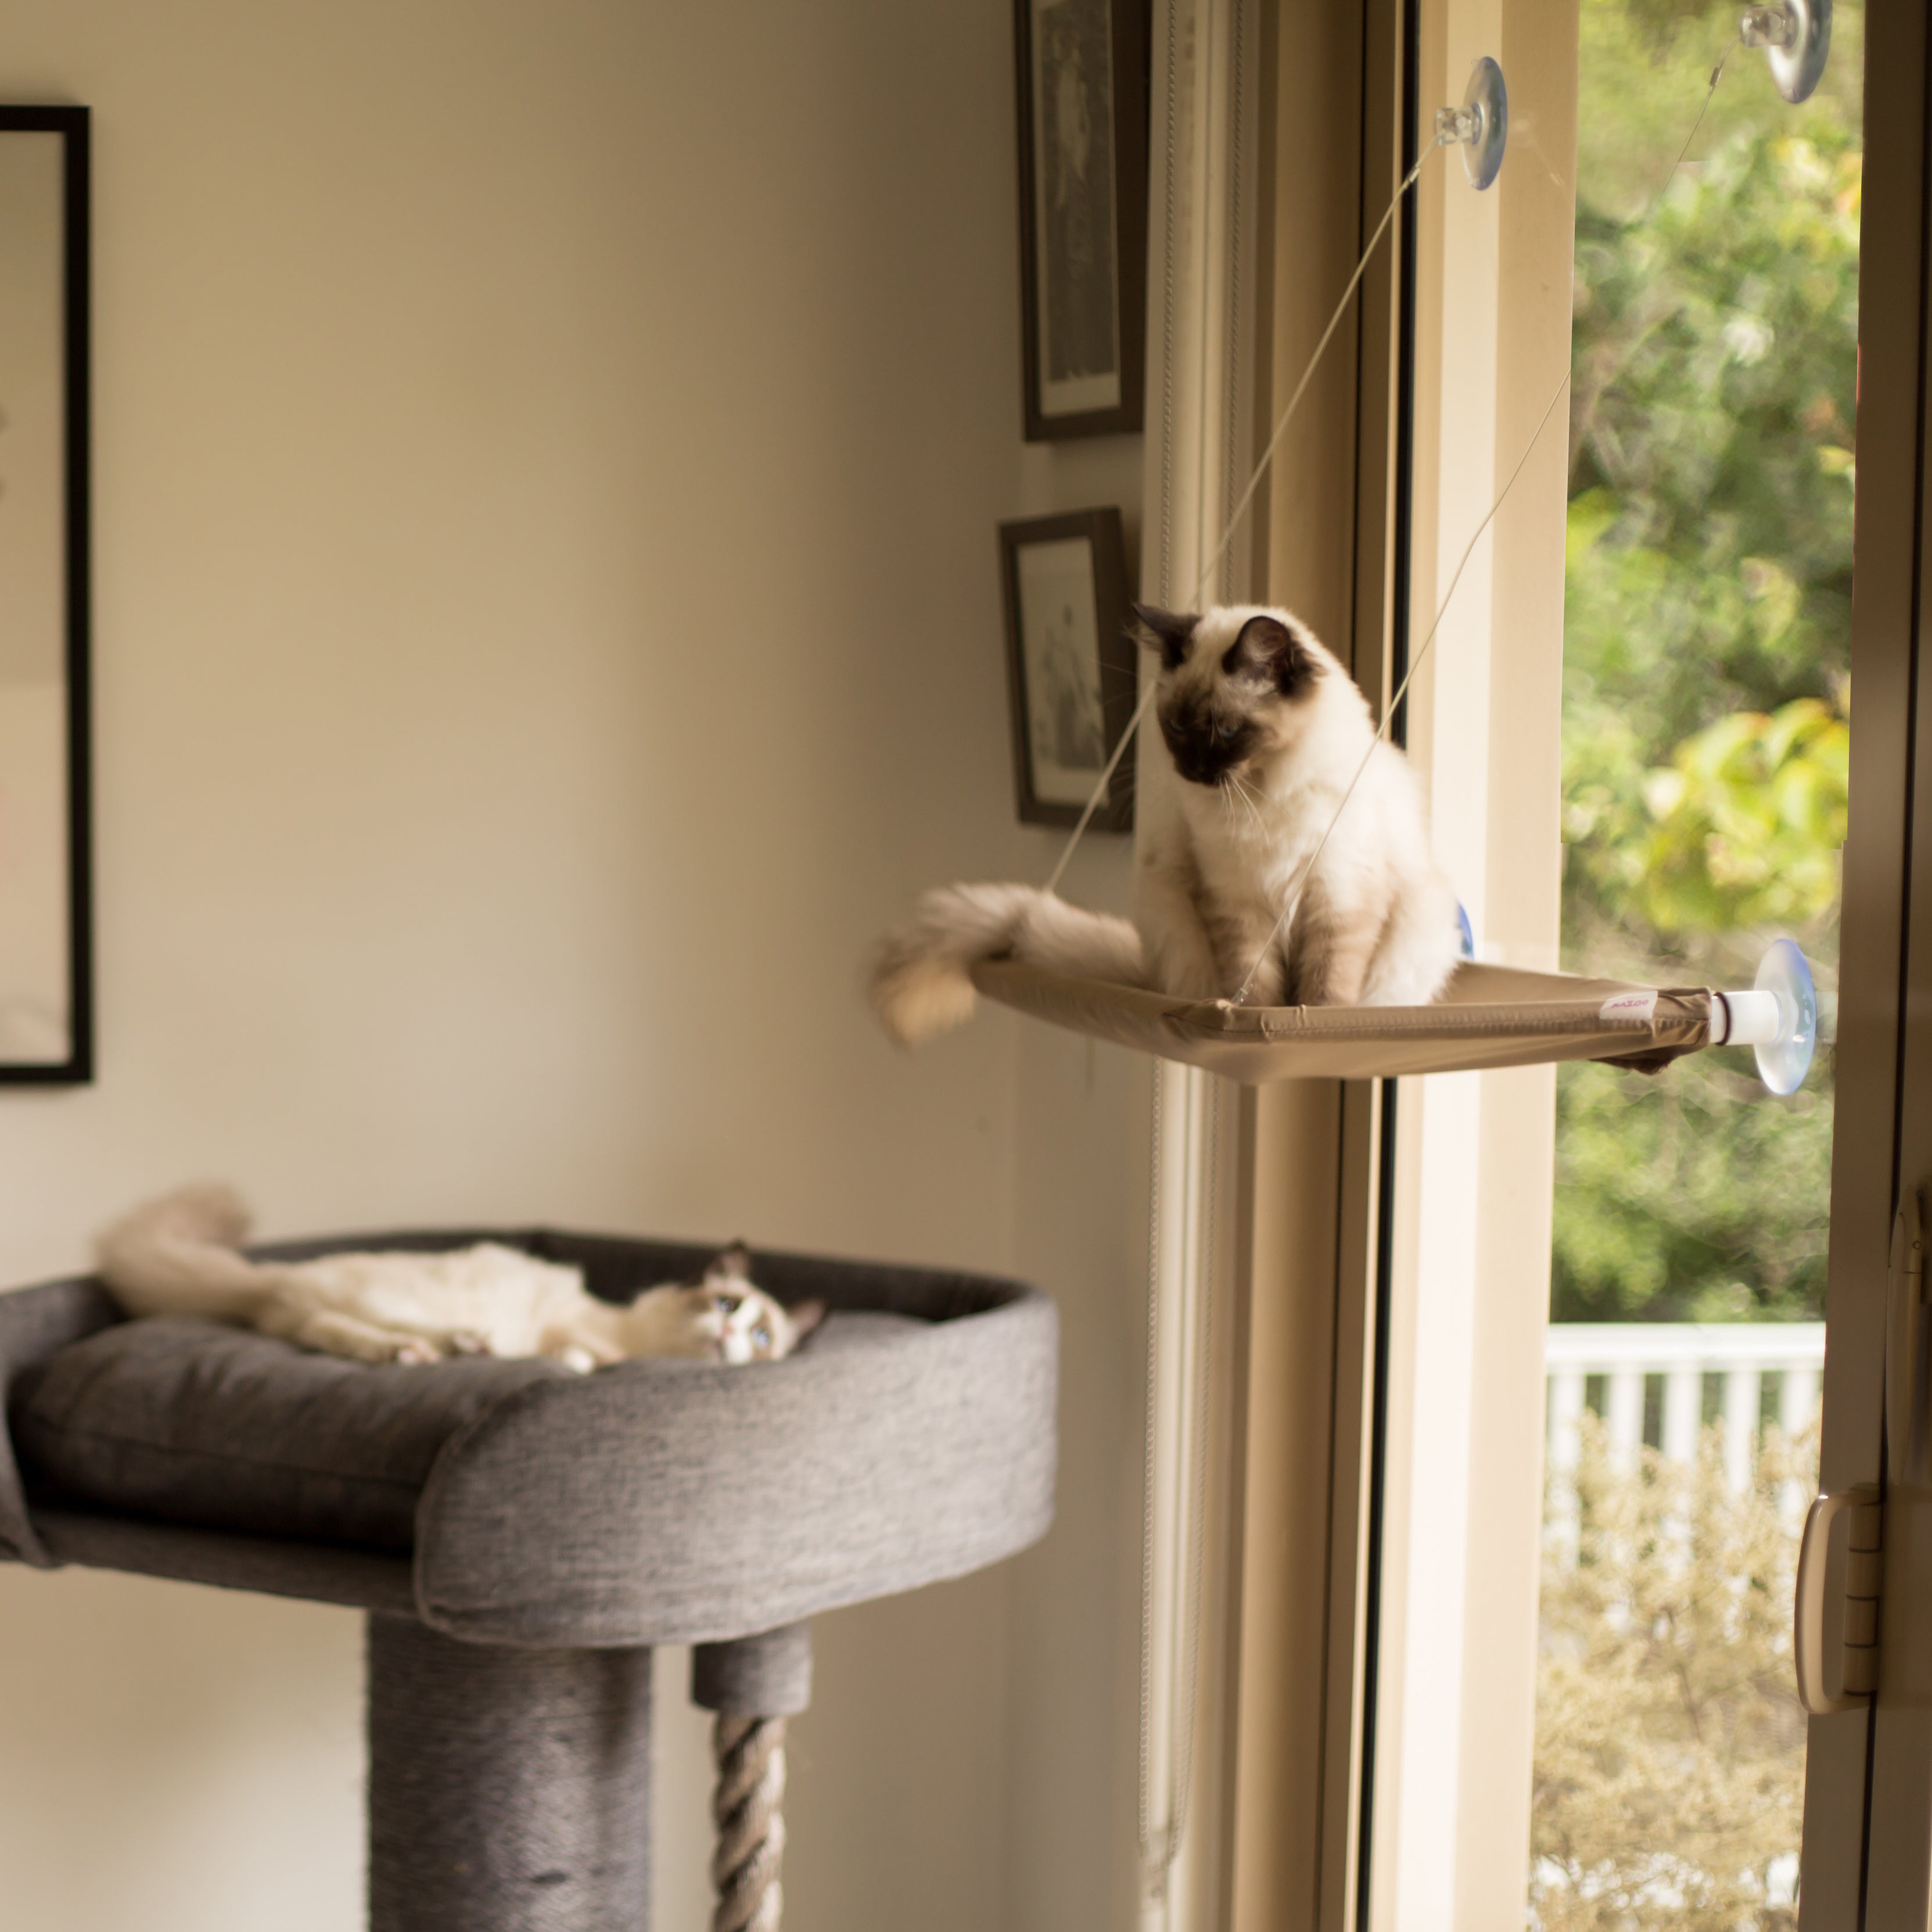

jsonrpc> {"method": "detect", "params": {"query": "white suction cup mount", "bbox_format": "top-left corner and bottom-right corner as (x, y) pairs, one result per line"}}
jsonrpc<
(1434, 56), (1509, 191)
(1715, 938), (1818, 1094)
(1741, 0), (1831, 105)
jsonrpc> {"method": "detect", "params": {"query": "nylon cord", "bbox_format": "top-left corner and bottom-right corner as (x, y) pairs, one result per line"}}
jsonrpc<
(1229, 364), (1574, 1004)
(1226, 37), (1733, 1004)
(1044, 148), (1436, 898)
(1048, 35), (1735, 931)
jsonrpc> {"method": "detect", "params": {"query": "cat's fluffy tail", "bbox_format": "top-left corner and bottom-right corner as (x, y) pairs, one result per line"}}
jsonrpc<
(95, 1182), (272, 1323)
(869, 882), (1145, 1044)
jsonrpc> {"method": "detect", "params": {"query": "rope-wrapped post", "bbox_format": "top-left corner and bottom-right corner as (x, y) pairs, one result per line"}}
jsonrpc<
(691, 1622), (812, 1932)
(711, 1714), (788, 1932)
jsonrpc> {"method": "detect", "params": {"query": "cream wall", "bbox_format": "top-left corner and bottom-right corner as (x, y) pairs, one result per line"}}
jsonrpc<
(0, 4), (1148, 1929)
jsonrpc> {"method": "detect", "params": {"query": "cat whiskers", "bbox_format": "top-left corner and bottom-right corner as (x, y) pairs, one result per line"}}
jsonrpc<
(1225, 772), (1265, 837)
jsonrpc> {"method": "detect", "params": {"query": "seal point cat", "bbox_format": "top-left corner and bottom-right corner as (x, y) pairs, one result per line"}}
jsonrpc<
(869, 602), (1459, 1043)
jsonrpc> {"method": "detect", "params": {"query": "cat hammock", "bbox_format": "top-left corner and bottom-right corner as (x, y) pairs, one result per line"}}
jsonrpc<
(0, 1225), (1057, 1932)
(970, 938), (1820, 1092)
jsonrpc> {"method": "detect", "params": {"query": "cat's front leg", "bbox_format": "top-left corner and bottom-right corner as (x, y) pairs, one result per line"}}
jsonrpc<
(1221, 919), (1288, 1005)
(543, 1328), (625, 1374)
(1288, 882), (1379, 1005)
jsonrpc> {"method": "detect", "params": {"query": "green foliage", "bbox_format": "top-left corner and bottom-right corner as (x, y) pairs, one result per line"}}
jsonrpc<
(1568, 694), (1847, 942)
(1552, 0), (1861, 1326)
(1550, 1057), (1832, 1323)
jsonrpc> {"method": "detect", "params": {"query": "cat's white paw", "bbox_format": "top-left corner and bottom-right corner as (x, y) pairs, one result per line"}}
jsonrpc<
(558, 1345), (597, 1374)
(392, 1337), (439, 1366)
(447, 1330), (491, 1356)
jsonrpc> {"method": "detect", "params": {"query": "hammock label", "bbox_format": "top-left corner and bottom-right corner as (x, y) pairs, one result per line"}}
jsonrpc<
(1598, 989), (1658, 1026)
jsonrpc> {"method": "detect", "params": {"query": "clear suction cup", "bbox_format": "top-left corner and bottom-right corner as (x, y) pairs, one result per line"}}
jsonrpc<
(1716, 938), (1818, 1094)
(1741, 0), (1831, 106)
(1435, 57), (1509, 191)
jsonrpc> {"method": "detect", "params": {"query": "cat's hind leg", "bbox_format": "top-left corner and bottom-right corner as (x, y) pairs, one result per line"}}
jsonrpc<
(289, 1310), (443, 1366)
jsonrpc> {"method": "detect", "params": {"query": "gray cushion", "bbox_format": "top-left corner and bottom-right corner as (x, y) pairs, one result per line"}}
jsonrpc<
(13, 1306), (931, 1558)
(15, 1317), (571, 1552)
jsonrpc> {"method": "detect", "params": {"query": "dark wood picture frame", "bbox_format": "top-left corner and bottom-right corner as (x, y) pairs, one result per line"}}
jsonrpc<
(0, 106), (93, 1084)
(1013, 0), (1149, 441)
(999, 508), (1136, 831)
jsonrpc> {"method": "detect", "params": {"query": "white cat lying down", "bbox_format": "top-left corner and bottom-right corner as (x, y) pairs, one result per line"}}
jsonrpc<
(96, 1184), (825, 1373)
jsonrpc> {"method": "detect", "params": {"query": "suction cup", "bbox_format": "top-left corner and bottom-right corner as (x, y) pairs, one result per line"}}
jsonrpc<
(1434, 58), (1508, 191)
(1741, 0), (1831, 106)
(1716, 938), (1818, 1094)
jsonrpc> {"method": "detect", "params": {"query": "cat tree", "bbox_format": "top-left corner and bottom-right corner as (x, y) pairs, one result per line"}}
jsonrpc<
(0, 1224), (1057, 1932)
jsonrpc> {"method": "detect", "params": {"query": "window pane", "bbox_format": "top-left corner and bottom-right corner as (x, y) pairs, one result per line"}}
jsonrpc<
(1534, 3), (1861, 1922)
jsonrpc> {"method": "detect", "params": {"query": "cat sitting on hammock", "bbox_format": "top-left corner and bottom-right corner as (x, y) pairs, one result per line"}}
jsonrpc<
(97, 1184), (825, 1372)
(871, 603), (1460, 1043)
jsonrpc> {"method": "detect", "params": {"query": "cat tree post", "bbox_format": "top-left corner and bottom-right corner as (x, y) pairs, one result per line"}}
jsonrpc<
(365, 1614), (653, 1932)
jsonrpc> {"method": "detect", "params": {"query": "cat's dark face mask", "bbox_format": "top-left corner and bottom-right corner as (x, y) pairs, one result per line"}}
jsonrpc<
(1137, 608), (1316, 788)
(1159, 693), (1262, 788)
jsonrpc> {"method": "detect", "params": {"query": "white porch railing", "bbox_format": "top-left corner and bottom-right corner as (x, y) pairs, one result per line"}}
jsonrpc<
(1545, 1321), (1826, 1492)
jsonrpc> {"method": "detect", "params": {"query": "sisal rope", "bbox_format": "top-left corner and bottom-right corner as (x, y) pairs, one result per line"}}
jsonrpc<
(712, 1715), (789, 1932)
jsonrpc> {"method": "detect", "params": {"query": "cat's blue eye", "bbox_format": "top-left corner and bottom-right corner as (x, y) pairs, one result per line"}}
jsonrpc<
(1217, 721), (1238, 739)
(753, 1324), (771, 1348)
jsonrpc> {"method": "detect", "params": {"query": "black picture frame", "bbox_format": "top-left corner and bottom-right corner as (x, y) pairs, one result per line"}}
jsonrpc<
(999, 508), (1136, 831)
(1013, 0), (1150, 442)
(0, 107), (92, 1084)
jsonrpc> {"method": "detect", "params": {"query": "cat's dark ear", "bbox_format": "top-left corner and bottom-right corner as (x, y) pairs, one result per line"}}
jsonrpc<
(706, 1241), (753, 1284)
(786, 1299), (828, 1345)
(1131, 603), (1201, 671)
(1223, 615), (1318, 699)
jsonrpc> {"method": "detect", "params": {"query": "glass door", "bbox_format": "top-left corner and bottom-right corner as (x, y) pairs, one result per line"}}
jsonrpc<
(1533, 3), (1858, 1923)
(1348, 0), (1887, 1926)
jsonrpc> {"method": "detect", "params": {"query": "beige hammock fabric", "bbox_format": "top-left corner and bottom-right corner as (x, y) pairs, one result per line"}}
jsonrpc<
(969, 957), (1719, 1083)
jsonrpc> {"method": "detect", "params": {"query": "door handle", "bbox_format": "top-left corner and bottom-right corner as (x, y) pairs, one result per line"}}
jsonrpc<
(1795, 1485), (1882, 1715)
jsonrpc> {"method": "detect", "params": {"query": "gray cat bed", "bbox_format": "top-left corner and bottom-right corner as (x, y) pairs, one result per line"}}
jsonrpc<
(0, 1226), (1058, 1931)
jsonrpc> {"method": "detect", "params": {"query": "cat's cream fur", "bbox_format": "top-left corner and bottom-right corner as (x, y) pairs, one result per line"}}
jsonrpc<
(870, 603), (1459, 1043)
(97, 1184), (824, 1372)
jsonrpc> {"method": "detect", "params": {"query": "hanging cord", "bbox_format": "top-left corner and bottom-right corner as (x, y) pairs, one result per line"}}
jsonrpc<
(1226, 34), (1736, 1005)
(1054, 29), (1737, 914)
(1044, 146), (1436, 898)
(1229, 365), (1573, 1003)
(1137, 1066), (1218, 1906)
(1672, 39), (1735, 179)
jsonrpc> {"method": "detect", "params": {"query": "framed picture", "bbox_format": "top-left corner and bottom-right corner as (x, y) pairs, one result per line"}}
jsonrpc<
(999, 508), (1135, 831)
(1013, 0), (1149, 441)
(0, 107), (92, 1083)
